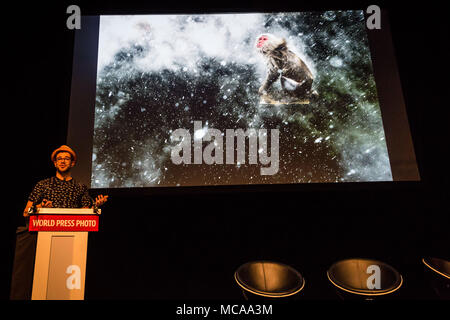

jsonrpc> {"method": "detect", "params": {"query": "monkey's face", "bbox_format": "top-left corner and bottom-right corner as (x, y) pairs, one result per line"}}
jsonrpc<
(256, 35), (269, 49)
(255, 34), (285, 55)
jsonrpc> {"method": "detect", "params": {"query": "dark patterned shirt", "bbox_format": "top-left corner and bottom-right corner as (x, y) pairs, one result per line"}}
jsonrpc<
(28, 177), (92, 208)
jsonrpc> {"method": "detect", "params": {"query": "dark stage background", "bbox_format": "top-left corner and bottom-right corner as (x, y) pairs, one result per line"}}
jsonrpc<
(3, 0), (448, 303)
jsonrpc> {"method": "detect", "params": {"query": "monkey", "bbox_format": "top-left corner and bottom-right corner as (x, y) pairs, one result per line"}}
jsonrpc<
(256, 34), (315, 104)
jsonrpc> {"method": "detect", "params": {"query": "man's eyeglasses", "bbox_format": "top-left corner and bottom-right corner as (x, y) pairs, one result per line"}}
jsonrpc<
(56, 157), (72, 162)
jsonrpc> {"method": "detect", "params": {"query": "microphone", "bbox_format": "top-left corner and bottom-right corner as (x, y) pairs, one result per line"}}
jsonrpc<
(28, 203), (37, 215)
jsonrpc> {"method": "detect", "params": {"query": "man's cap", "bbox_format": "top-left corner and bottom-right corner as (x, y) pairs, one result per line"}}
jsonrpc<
(51, 145), (77, 162)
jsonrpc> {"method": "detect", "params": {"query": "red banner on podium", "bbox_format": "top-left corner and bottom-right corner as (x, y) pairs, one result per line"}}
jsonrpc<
(29, 215), (99, 232)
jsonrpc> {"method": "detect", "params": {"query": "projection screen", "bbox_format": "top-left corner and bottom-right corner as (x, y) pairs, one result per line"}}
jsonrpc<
(67, 10), (420, 189)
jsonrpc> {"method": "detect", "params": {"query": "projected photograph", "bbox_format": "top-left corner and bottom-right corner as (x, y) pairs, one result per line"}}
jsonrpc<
(91, 11), (392, 188)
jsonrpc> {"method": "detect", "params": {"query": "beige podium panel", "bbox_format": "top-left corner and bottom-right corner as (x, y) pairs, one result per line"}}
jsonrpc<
(30, 208), (99, 300)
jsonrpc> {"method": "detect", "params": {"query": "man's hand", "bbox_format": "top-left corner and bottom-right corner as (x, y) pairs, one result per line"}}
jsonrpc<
(38, 199), (53, 208)
(24, 199), (53, 216)
(94, 195), (109, 207)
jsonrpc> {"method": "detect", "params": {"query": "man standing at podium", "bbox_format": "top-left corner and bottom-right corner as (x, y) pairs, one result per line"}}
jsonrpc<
(10, 145), (108, 300)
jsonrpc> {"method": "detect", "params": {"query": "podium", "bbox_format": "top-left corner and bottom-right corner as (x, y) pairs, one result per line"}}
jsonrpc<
(29, 208), (100, 300)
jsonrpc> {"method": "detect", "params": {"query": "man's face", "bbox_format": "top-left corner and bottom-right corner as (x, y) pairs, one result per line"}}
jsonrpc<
(54, 152), (75, 173)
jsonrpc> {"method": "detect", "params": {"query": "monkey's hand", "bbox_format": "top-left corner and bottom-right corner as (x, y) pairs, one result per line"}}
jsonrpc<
(258, 86), (267, 96)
